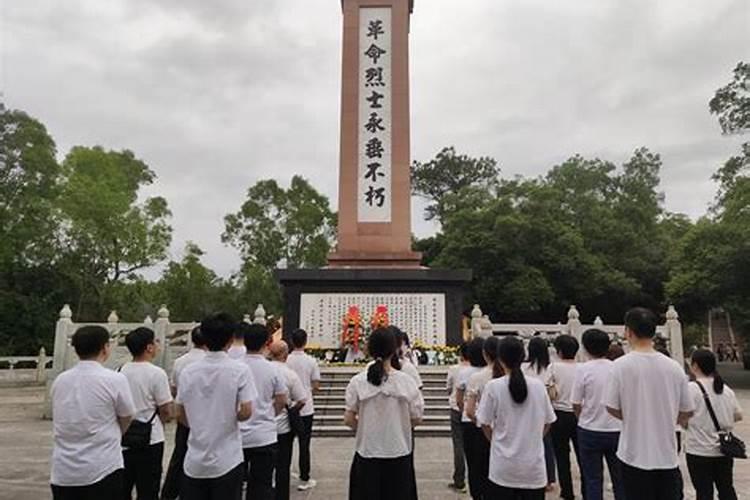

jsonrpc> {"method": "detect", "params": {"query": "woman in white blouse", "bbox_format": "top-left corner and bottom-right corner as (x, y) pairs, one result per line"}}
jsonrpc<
(685, 349), (743, 500)
(477, 336), (557, 499)
(344, 327), (424, 500)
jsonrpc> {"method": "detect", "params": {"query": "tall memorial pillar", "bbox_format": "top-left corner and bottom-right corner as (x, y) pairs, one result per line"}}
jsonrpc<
(276, 1), (470, 348)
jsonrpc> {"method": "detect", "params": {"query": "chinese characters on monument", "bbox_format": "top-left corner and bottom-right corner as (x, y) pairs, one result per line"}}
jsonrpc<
(358, 8), (392, 222)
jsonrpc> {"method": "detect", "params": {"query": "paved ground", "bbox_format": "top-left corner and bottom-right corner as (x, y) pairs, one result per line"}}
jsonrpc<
(1, 363), (750, 500)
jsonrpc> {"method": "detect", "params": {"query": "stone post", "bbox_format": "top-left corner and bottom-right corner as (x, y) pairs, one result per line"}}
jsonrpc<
(666, 305), (685, 365)
(254, 304), (267, 326)
(44, 305), (74, 419)
(36, 347), (47, 383)
(566, 305), (582, 342)
(470, 305), (483, 338)
(154, 305), (170, 369)
(594, 316), (604, 326)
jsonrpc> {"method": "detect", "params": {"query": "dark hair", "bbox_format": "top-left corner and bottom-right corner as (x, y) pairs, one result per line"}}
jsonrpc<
(190, 326), (206, 348)
(290, 328), (308, 349)
(367, 327), (401, 386)
(607, 343), (625, 361)
(498, 337), (528, 404)
(200, 312), (236, 351)
(483, 336), (500, 363)
(692, 349), (724, 394)
(582, 329), (610, 358)
(125, 327), (155, 357)
(467, 338), (487, 368)
(554, 334), (579, 360)
(624, 307), (657, 339)
(233, 325), (245, 340)
(241, 322), (270, 352)
(390, 326), (410, 349)
(527, 337), (550, 374)
(458, 342), (469, 360)
(72, 325), (111, 359)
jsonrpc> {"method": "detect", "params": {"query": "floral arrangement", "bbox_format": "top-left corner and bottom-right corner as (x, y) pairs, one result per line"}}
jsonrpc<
(341, 305), (364, 353)
(305, 339), (459, 366)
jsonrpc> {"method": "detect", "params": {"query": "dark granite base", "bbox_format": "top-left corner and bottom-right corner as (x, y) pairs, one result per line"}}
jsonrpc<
(274, 268), (472, 346)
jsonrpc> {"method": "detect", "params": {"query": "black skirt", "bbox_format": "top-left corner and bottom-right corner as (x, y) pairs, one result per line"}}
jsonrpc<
(349, 452), (418, 500)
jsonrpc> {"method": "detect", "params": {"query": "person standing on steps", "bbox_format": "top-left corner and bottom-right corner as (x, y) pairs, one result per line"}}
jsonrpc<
(50, 325), (136, 500)
(606, 307), (695, 500)
(345, 327), (424, 500)
(120, 327), (173, 500)
(286, 328), (321, 491)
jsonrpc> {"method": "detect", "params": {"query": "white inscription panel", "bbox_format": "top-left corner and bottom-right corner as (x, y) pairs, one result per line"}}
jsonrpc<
(300, 293), (446, 347)
(358, 7), (392, 222)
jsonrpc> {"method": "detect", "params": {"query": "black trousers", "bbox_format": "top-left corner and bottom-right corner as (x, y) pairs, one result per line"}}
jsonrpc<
(349, 452), (417, 500)
(550, 410), (585, 500)
(462, 422), (490, 499)
(486, 481), (545, 500)
(621, 461), (683, 500)
(275, 432), (295, 500)
(161, 422), (189, 500)
(52, 469), (124, 500)
(243, 443), (278, 500)
(123, 442), (164, 500)
(686, 454), (738, 500)
(450, 409), (466, 487)
(181, 463), (244, 500)
(294, 414), (314, 481)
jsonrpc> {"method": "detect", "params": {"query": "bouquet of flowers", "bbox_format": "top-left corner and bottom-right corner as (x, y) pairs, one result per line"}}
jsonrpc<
(341, 306), (364, 353)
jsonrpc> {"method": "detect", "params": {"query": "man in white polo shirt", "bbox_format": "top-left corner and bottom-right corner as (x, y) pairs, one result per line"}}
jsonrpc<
(50, 325), (136, 500)
(176, 313), (257, 500)
(286, 328), (321, 491)
(239, 323), (288, 500)
(120, 326), (173, 500)
(606, 307), (695, 500)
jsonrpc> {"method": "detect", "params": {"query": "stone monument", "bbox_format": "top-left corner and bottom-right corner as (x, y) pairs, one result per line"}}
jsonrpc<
(276, 0), (470, 347)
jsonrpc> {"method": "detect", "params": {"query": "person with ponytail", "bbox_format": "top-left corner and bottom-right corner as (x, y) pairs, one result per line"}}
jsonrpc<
(344, 327), (424, 500)
(476, 336), (556, 499)
(685, 349), (743, 500)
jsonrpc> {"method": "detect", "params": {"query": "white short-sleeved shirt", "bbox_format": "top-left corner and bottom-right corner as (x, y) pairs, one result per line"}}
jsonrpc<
(171, 348), (205, 389)
(227, 344), (246, 360)
(274, 361), (307, 434)
(240, 354), (288, 448)
(400, 358), (423, 389)
(120, 361), (173, 445)
(686, 377), (743, 457)
(345, 370), (424, 458)
(477, 376), (556, 490)
(456, 365), (483, 422)
(570, 358), (620, 432)
(51, 361), (136, 486)
(176, 351), (257, 479)
(286, 350), (321, 416)
(550, 361), (577, 412)
(522, 362), (552, 386)
(447, 364), (463, 412)
(605, 351), (695, 469)
(466, 367), (494, 426)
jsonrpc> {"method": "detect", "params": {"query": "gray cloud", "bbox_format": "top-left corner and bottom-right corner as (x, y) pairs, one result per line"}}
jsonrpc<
(2, 0), (748, 277)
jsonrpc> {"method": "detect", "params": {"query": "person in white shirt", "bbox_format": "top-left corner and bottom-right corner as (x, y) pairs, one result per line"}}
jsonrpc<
(175, 313), (257, 500)
(344, 327), (424, 500)
(50, 325), (136, 500)
(605, 307), (695, 500)
(549, 334), (583, 500)
(464, 336), (500, 500)
(392, 326), (424, 390)
(269, 340), (307, 500)
(685, 349), (743, 500)
(446, 342), (469, 493)
(477, 336), (557, 499)
(455, 337), (487, 500)
(571, 329), (624, 500)
(239, 323), (288, 500)
(286, 328), (321, 491)
(161, 326), (206, 500)
(228, 327), (247, 359)
(523, 336), (556, 491)
(120, 327), (173, 500)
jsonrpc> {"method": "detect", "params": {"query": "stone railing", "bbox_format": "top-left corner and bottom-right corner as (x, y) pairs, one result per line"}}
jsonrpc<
(0, 348), (52, 384)
(469, 304), (684, 364)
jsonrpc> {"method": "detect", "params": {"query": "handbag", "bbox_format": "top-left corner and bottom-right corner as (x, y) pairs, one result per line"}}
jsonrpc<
(121, 409), (158, 449)
(694, 381), (746, 459)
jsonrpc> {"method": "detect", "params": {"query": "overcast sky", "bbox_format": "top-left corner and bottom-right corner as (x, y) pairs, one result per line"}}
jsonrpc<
(2, 0), (748, 277)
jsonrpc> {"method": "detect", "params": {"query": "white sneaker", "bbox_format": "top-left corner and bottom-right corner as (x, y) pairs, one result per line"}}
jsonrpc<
(297, 479), (317, 491)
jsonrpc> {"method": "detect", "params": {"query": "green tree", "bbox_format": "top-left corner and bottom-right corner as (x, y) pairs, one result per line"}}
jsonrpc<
(709, 62), (750, 134)
(411, 147), (500, 223)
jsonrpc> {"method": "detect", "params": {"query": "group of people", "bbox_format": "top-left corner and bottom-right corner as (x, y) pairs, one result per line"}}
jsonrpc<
(48, 306), (745, 500)
(49, 314), (321, 500)
(446, 307), (744, 500)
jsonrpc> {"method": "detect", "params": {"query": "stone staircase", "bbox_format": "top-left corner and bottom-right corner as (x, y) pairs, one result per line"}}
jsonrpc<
(312, 366), (451, 437)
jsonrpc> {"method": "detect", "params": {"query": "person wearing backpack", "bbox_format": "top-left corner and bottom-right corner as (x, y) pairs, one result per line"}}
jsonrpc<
(685, 349), (744, 500)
